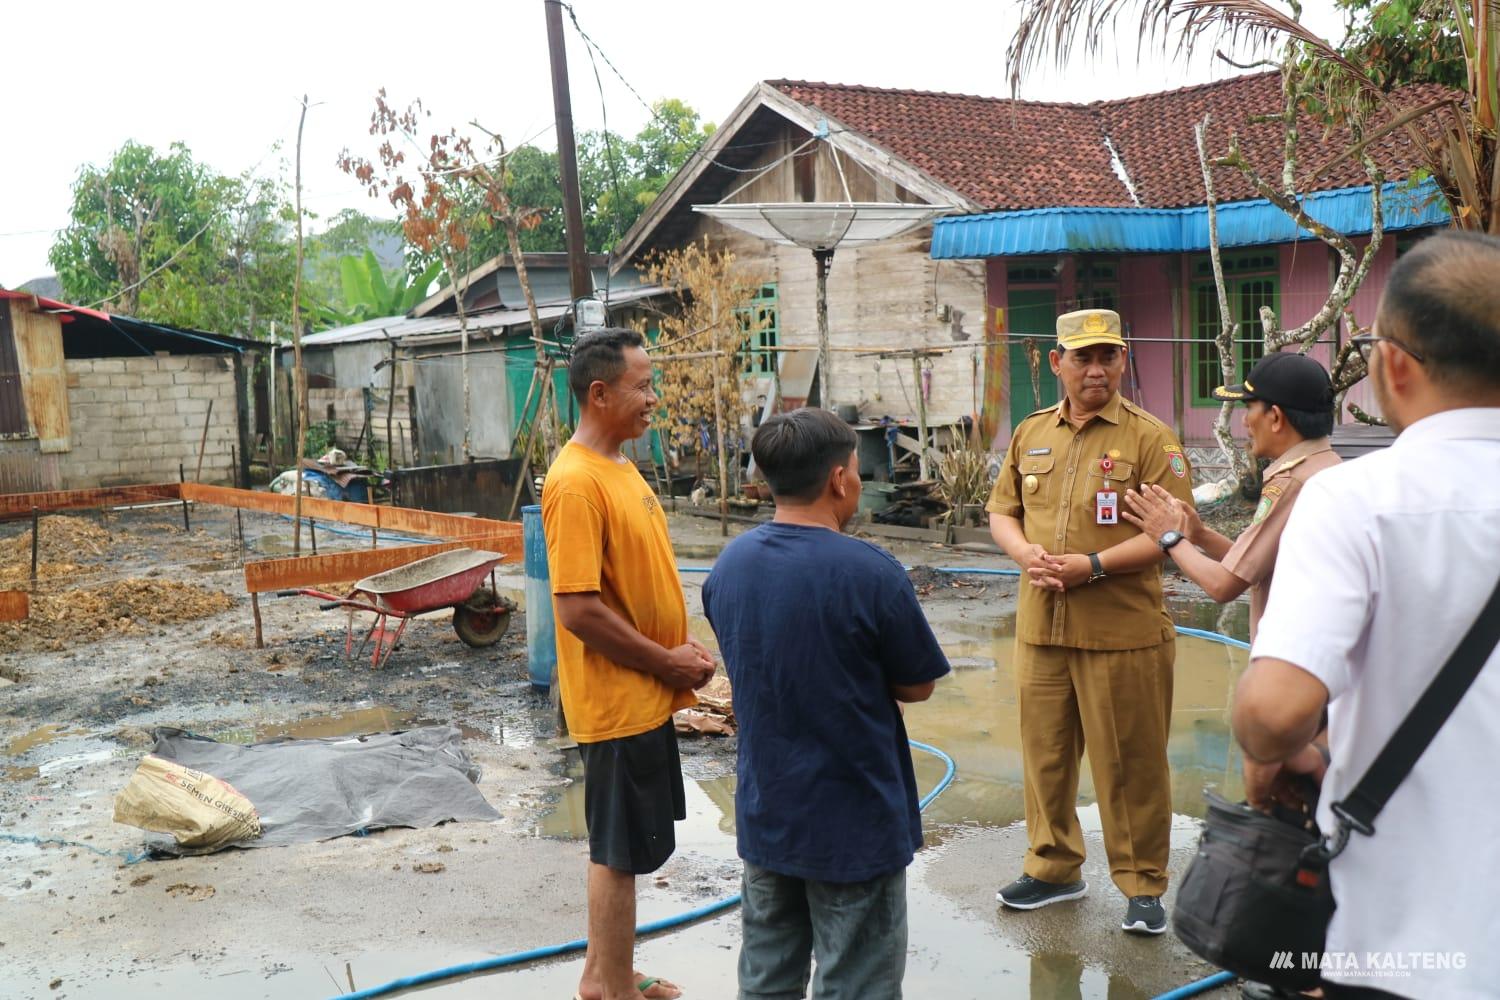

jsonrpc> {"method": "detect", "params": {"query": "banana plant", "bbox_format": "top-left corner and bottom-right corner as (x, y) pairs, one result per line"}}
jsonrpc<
(306, 251), (442, 329)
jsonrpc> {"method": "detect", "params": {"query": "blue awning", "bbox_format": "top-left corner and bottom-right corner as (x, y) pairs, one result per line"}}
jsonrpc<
(930, 180), (1449, 259)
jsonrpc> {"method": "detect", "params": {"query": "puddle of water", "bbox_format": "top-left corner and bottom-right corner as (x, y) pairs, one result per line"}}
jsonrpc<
(908, 633), (1248, 827)
(2, 724), (120, 781)
(254, 706), (418, 741)
(535, 749), (737, 847)
(5, 723), (77, 756)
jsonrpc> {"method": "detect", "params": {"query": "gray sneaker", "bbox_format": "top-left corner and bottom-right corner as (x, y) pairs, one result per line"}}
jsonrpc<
(1121, 894), (1167, 934)
(996, 875), (1088, 910)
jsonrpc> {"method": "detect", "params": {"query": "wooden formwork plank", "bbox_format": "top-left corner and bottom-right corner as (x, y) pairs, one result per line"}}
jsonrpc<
(0, 590), (29, 622)
(180, 483), (380, 528)
(0, 483), (182, 519)
(243, 537), (520, 594)
(179, 483), (512, 543)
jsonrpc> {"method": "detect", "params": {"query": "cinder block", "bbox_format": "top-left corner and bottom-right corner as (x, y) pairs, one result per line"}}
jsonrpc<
(91, 387), (126, 404)
(141, 401), (175, 417)
(113, 402), (146, 419)
(162, 386), (192, 400)
(187, 385), (220, 400)
(176, 399), (210, 415)
(173, 371), (206, 385)
(140, 372), (175, 387)
(90, 360), (126, 374)
(76, 372), (112, 389)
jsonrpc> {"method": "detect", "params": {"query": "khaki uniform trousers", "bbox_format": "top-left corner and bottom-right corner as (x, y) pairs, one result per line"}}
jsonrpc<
(1016, 638), (1173, 898)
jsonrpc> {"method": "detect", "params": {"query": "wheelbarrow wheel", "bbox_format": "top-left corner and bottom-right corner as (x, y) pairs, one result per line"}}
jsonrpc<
(453, 587), (514, 648)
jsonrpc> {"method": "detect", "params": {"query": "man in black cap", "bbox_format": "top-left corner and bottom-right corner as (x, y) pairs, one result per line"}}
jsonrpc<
(1121, 351), (1341, 644)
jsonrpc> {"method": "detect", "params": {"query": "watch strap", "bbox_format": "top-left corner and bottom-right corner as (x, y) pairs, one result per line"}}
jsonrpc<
(1087, 551), (1105, 581)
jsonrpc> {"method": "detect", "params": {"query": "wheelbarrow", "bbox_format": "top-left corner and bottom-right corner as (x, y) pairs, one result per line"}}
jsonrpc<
(279, 548), (516, 668)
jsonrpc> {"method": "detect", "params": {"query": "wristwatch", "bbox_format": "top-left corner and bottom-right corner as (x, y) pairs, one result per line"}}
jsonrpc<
(1087, 551), (1106, 582)
(1158, 530), (1186, 552)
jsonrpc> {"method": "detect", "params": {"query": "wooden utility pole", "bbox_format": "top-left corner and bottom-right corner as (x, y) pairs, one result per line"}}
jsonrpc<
(291, 94), (311, 553)
(544, 0), (595, 303)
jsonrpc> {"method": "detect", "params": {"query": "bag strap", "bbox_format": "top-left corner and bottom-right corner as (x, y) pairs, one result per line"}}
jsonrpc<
(1330, 571), (1500, 840)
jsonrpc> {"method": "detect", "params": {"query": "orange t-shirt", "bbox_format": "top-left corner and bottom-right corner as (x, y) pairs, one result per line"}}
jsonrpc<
(542, 441), (695, 742)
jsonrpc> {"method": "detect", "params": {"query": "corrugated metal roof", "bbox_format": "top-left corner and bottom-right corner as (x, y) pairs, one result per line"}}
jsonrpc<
(930, 180), (1450, 258)
(301, 285), (671, 347)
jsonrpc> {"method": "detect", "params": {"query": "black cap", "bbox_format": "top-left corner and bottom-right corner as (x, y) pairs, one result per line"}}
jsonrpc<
(1213, 352), (1333, 411)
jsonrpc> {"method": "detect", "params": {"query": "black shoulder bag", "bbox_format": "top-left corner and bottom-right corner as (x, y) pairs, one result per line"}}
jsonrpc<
(1173, 574), (1500, 990)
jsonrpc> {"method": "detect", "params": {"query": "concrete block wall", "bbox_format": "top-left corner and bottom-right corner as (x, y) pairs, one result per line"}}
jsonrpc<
(63, 355), (240, 488)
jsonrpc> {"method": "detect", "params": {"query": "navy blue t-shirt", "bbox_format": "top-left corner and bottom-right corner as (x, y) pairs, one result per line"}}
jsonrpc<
(702, 523), (950, 882)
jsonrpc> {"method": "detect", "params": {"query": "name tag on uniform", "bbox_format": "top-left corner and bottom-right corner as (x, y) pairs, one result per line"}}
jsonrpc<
(1096, 488), (1118, 525)
(1026, 447), (1051, 456)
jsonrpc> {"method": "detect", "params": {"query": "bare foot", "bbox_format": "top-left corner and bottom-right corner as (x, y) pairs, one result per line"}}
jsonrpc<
(634, 972), (683, 999)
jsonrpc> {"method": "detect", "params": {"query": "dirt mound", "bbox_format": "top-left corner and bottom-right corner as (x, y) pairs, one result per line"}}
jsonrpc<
(0, 515), (115, 564)
(0, 578), (236, 653)
(0, 516), (122, 589)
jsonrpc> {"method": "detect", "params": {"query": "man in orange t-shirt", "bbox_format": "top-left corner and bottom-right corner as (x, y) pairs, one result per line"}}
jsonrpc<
(542, 327), (714, 1000)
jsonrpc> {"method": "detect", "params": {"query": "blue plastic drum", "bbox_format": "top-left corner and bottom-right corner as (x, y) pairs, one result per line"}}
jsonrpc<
(521, 504), (556, 690)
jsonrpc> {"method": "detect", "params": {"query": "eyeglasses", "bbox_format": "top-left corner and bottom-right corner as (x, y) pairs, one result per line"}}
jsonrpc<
(1352, 332), (1424, 364)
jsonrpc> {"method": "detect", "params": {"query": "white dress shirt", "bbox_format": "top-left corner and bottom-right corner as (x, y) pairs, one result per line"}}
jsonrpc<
(1252, 407), (1500, 999)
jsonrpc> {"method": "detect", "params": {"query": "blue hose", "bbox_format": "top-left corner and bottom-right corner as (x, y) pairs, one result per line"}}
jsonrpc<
(327, 741), (959, 1000)
(1152, 970), (1237, 999)
(275, 514), (436, 546)
(0, 832), (148, 865)
(1174, 625), (1251, 650)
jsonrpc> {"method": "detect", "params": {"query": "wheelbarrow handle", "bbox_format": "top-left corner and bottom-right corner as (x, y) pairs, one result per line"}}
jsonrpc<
(318, 602), (343, 611)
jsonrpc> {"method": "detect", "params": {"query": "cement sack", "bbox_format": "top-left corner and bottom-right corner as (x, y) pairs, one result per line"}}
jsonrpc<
(113, 755), (263, 851)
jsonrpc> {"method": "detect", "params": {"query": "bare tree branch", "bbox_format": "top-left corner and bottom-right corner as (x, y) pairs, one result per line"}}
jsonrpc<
(1196, 116), (1253, 483)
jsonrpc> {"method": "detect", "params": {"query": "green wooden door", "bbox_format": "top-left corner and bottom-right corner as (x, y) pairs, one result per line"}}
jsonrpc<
(1007, 289), (1060, 429)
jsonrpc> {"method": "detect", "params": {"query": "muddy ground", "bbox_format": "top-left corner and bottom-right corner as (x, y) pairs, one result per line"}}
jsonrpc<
(0, 503), (1238, 999)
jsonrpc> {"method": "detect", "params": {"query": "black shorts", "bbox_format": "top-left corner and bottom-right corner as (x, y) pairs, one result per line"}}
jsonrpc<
(578, 719), (685, 875)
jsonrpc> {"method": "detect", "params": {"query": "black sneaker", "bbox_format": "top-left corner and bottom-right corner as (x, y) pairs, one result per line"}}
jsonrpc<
(1121, 895), (1167, 935)
(996, 874), (1088, 910)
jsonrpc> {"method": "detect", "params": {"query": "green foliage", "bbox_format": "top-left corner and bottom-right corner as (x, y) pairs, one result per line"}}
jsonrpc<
(404, 99), (714, 278)
(49, 140), (294, 337)
(306, 251), (441, 329)
(303, 419), (340, 459)
(1331, 0), (1466, 91)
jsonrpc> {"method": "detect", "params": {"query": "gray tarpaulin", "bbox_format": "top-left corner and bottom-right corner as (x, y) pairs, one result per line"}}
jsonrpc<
(140, 725), (500, 854)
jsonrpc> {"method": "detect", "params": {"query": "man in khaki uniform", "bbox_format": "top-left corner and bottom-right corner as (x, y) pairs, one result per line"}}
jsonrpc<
(986, 308), (1195, 935)
(1122, 351), (1341, 642)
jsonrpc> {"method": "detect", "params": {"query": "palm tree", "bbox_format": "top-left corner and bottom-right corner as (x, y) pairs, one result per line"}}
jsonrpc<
(1007, 0), (1499, 232)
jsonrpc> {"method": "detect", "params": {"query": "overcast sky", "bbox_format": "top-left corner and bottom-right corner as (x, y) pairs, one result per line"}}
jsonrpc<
(0, 0), (1346, 288)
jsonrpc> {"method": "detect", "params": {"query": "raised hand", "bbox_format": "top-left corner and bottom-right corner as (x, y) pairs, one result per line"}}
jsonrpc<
(1122, 484), (1190, 540)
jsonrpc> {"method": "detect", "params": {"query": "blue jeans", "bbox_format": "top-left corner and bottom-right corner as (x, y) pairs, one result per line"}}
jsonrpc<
(738, 861), (908, 1000)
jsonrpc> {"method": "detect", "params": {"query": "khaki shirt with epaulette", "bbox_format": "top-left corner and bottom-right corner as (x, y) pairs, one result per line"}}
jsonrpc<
(986, 393), (1196, 650)
(1220, 437), (1340, 640)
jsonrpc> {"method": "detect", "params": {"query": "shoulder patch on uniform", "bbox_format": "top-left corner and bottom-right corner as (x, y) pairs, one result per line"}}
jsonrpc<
(1252, 484), (1284, 524)
(1169, 452), (1188, 479)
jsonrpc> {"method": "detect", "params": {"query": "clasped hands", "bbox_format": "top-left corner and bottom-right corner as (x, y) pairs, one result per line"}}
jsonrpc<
(661, 637), (716, 690)
(1024, 484), (1200, 592)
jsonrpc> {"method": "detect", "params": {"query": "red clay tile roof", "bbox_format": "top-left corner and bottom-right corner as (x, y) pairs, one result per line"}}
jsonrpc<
(769, 74), (1448, 212)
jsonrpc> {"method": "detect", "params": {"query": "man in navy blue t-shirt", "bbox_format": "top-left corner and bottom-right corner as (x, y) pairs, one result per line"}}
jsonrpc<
(703, 407), (950, 1000)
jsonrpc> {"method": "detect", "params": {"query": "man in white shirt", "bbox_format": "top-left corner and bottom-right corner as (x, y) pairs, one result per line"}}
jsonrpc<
(1233, 230), (1500, 1000)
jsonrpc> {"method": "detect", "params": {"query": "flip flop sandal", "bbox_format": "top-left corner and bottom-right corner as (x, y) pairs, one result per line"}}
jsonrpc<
(637, 976), (683, 999)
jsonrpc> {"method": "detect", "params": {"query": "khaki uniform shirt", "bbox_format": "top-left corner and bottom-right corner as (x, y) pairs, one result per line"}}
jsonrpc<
(1220, 437), (1341, 640)
(987, 393), (1196, 651)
